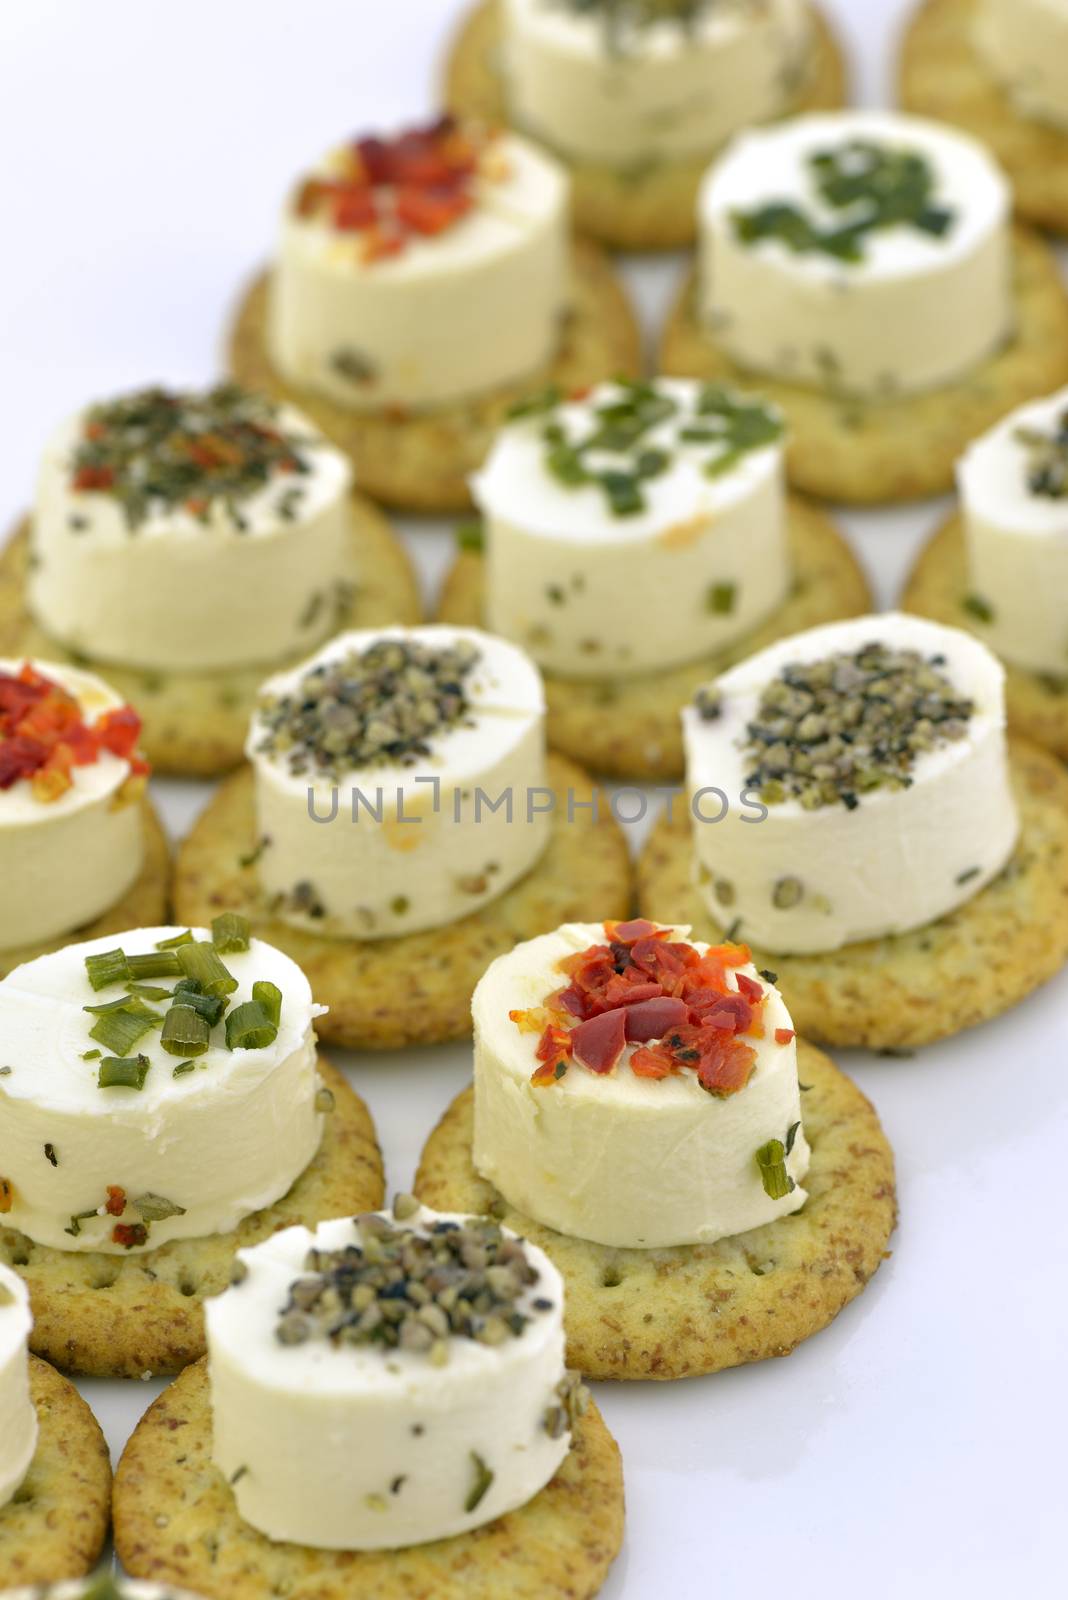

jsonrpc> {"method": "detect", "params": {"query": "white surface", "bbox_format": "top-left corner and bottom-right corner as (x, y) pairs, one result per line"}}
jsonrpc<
(0, 2), (1065, 1596)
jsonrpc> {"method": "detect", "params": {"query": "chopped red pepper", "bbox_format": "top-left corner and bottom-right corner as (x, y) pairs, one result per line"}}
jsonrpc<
(775, 1028), (796, 1045)
(105, 1185), (127, 1217)
(0, 664), (147, 798)
(72, 463), (115, 491)
(572, 1009), (627, 1075)
(112, 1222), (148, 1249)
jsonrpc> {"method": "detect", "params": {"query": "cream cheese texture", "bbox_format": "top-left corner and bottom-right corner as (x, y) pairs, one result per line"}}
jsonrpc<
(0, 1264), (37, 1512)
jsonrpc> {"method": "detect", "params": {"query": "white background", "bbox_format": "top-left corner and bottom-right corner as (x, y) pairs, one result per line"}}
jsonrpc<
(0, 3), (1065, 1596)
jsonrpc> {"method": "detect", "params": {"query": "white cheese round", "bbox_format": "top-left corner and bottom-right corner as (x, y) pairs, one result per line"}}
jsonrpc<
(974, 0), (1068, 132)
(501, 0), (812, 168)
(268, 131), (570, 411)
(0, 1263), (37, 1513)
(957, 386), (1068, 676)
(0, 659), (144, 952)
(697, 111), (1012, 397)
(472, 921), (810, 1248)
(682, 613), (1019, 954)
(470, 377), (789, 679)
(206, 1208), (571, 1550)
(0, 927), (324, 1253)
(28, 390), (354, 673)
(247, 626), (552, 939)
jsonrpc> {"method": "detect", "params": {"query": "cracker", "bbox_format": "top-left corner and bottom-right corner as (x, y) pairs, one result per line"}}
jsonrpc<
(0, 500), (422, 778)
(659, 227), (1068, 504)
(113, 1357), (624, 1600)
(637, 738), (1068, 1050)
(414, 1041), (895, 1381)
(227, 243), (641, 512)
(437, 497), (872, 780)
(443, 1), (848, 250)
(0, 798), (169, 980)
(172, 754), (632, 1051)
(0, 1062), (384, 1379)
(900, 0), (1068, 236)
(902, 511), (1068, 762)
(0, 1355), (111, 1587)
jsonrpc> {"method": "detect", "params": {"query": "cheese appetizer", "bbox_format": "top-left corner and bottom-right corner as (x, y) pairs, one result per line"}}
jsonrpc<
(441, 375), (870, 778)
(904, 385), (1068, 759)
(173, 627), (631, 1049)
(0, 383), (420, 777)
(660, 110), (1068, 502)
(901, 0), (1068, 235)
(0, 921), (384, 1377)
(416, 918), (895, 1379)
(0, 658), (167, 974)
(443, 0), (847, 250)
(0, 1264), (111, 1587)
(113, 1203), (624, 1599)
(637, 613), (1068, 1047)
(227, 115), (640, 510)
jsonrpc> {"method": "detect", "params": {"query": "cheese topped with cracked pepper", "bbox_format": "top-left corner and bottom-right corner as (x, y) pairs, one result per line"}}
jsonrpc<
(697, 111), (1011, 398)
(0, 1263), (37, 1512)
(206, 1205), (574, 1550)
(247, 626), (551, 939)
(0, 927), (324, 1253)
(29, 385), (354, 674)
(473, 920), (809, 1248)
(683, 613), (1019, 953)
(471, 376), (789, 679)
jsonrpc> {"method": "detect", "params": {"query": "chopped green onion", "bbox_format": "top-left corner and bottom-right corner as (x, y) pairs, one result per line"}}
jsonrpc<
(156, 930), (194, 949)
(127, 950), (182, 980)
(98, 1054), (151, 1090)
(85, 948), (129, 991)
(465, 1452), (494, 1513)
(89, 1006), (158, 1056)
(160, 1004), (211, 1057)
(83, 994), (159, 1017)
(64, 1207), (101, 1239)
(177, 941), (238, 998)
(172, 1060), (196, 1078)
(125, 982), (175, 1001)
(212, 912), (251, 953)
(755, 1138), (795, 1200)
(252, 981), (282, 1027)
(133, 1193), (187, 1222)
(706, 582), (737, 615)
(173, 987), (226, 1027)
(598, 471), (643, 515)
(174, 977), (203, 995)
(81, 1049), (101, 1061)
(225, 1001), (278, 1051)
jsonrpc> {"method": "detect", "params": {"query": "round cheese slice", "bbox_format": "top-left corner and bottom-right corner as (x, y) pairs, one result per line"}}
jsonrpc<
(957, 386), (1068, 676)
(471, 377), (789, 679)
(0, 927), (324, 1253)
(205, 1207), (571, 1550)
(500, 0), (812, 168)
(682, 613), (1019, 954)
(974, 0), (1068, 133)
(697, 111), (1012, 398)
(0, 1263), (37, 1512)
(247, 626), (551, 939)
(267, 126), (570, 412)
(472, 920), (810, 1248)
(0, 659), (144, 952)
(29, 386), (354, 673)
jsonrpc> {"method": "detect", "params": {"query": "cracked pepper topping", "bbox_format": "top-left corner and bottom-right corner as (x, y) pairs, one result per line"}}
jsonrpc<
(69, 384), (316, 530)
(1016, 408), (1068, 499)
(254, 637), (481, 778)
(732, 139), (956, 264)
(0, 663), (146, 799)
(743, 643), (975, 810)
(511, 919), (793, 1093)
(272, 1201), (553, 1360)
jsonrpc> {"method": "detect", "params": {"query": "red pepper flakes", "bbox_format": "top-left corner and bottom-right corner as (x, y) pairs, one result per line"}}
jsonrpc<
(0, 663), (148, 801)
(112, 1221), (148, 1249)
(104, 1185), (127, 1217)
(516, 921), (790, 1096)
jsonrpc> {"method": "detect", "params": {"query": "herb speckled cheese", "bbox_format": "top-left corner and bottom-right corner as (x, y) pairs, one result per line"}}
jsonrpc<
(974, 0), (1068, 132)
(0, 928), (323, 1253)
(471, 377), (789, 679)
(206, 1210), (570, 1550)
(697, 111), (1012, 397)
(0, 659), (143, 952)
(0, 1264), (37, 1512)
(683, 614), (1019, 953)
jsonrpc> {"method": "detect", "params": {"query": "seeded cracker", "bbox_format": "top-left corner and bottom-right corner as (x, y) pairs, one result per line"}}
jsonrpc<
(442, 1), (847, 250)
(637, 737), (1068, 1049)
(113, 1357), (623, 1600)
(227, 242), (641, 512)
(414, 1040), (895, 1380)
(173, 754), (631, 1050)
(0, 1062), (385, 1378)
(0, 1357), (111, 1586)
(0, 497), (422, 779)
(437, 496), (871, 780)
(659, 226), (1068, 503)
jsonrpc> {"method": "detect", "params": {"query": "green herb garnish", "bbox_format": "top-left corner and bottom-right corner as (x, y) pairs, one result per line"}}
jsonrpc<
(160, 1004), (211, 1057)
(465, 1451), (494, 1513)
(177, 941), (238, 998)
(252, 981), (283, 1027)
(456, 519), (484, 552)
(962, 593), (995, 624)
(84, 948), (129, 991)
(212, 912), (252, 953)
(134, 1193), (187, 1223)
(755, 1138), (795, 1200)
(156, 929), (195, 949)
(98, 1054), (151, 1091)
(225, 1001), (279, 1051)
(707, 581), (736, 615)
